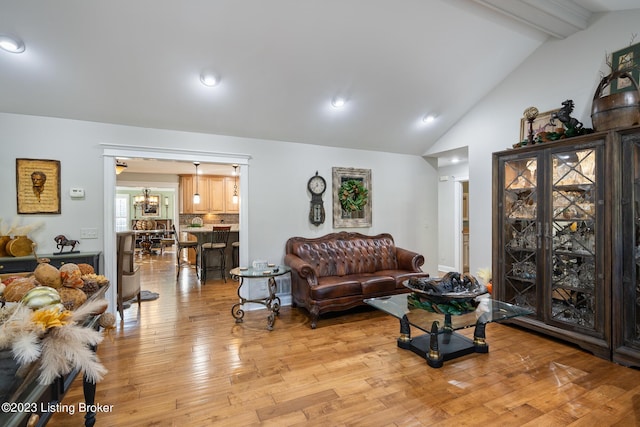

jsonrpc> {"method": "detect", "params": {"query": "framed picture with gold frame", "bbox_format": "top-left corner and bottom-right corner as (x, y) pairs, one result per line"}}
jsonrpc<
(332, 167), (372, 228)
(519, 109), (559, 143)
(16, 158), (61, 214)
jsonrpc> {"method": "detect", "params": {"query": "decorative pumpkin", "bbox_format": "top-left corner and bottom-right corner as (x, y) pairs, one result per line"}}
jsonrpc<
(21, 286), (61, 310)
(34, 263), (62, 289)
(3, 278), (37, 302)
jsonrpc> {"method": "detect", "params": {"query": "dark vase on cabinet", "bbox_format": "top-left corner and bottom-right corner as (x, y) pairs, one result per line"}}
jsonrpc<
(493, 127), (640, 366)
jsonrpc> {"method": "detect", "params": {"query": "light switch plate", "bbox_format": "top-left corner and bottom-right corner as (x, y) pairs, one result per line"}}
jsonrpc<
(80, 228), (98, 239)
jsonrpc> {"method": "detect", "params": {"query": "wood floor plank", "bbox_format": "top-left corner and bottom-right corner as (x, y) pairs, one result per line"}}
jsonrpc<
(47, 250), (640, 426)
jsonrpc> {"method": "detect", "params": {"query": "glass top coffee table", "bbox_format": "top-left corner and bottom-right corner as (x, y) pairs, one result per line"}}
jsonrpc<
(365, 293), (532, 368)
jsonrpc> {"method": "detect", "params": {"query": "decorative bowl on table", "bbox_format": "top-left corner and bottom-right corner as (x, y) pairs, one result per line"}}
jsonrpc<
(404, 272), (488, 315)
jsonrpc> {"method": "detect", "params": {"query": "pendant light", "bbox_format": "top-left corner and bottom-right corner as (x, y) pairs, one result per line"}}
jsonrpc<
(232, 165), (239, 204)
(193, 162), (201, 204)
(115, 159), (128, 175)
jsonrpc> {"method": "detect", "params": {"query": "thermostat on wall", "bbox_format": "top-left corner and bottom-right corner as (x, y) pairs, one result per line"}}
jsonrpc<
(70, 188), (85, 199)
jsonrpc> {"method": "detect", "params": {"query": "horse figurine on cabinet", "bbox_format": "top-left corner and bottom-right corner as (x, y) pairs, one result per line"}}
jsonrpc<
(54, 235), (80, 254)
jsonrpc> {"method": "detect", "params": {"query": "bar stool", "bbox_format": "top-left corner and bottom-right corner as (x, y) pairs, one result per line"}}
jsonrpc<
(173, 225), (199, 280)
(231, 241), (240, 268)
(201, 226), (231, 283)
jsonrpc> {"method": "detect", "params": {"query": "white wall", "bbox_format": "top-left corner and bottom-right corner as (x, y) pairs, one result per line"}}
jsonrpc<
(0, 111), (439, 279)
(426, 10), (640, 275)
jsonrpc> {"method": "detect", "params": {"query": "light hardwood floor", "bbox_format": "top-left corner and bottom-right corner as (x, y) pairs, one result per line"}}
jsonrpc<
(50, 250), (640, 426)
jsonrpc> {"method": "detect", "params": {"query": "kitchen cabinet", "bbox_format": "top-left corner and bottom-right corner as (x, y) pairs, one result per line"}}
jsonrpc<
(179, 175), (225, 214)
(493, 131), (610, 360)
(224, 177), (239, 213)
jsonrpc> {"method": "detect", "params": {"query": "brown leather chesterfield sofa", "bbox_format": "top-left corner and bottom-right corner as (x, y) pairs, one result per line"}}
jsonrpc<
(284, 232), (429, 328)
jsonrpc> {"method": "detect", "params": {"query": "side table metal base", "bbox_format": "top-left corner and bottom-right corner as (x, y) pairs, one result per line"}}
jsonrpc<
(231, 275), (282, 330)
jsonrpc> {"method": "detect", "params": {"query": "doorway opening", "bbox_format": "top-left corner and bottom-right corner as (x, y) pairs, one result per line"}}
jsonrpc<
(461, 180), (469, 273)
(101, 143), (251, 314)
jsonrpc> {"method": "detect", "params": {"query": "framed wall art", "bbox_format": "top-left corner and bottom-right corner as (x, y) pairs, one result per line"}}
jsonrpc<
(16, 158), (61, 214)
(519, 109), (559, 143)
(610, 42), (640, 94)
(332, 167), (372, 228)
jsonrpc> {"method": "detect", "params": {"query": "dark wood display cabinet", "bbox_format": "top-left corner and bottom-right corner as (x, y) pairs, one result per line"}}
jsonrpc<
(493, 127), (640, 366)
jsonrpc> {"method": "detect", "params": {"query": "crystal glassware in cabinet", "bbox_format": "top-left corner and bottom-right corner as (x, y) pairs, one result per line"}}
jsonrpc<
(496, 154), (540, 314)
(548, 147), (600, 330)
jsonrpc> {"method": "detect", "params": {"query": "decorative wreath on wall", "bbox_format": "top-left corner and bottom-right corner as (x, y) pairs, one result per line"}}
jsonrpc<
(338, 179), (368, 212)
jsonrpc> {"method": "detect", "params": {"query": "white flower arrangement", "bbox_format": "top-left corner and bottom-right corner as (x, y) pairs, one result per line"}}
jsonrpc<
(476, 268), (492, 287)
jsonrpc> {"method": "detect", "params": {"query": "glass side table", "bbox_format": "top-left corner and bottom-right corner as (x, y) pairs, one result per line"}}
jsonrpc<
(229, 265), (291, 330)
(365, 293), (532, 368)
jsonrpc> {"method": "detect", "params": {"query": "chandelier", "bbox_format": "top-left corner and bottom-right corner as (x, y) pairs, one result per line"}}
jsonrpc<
(134, 188), (158, 212)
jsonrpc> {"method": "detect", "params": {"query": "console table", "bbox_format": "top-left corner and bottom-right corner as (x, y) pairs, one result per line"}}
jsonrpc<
(0, 252), (101, 275)
(365, 294), (532, 368)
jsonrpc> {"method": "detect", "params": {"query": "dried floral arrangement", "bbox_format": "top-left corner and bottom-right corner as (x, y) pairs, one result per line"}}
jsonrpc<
(0, 261), (113, 387)
(0, 298), (108, 384)
(0, 217), (44, 237)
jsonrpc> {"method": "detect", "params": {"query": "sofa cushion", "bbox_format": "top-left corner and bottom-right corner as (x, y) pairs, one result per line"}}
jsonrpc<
(348, 274), (396, 295)
(311, 276), (362, 300)
(377, 269), (428, 289)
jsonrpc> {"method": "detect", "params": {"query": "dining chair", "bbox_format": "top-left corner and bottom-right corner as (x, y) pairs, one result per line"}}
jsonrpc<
(116, 231), (141, 319)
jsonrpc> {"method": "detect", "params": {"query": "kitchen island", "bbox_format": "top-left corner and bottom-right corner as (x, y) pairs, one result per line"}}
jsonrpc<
(179, 224), (239, 276)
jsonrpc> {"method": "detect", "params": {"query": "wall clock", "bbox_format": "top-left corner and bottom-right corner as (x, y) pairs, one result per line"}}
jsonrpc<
(308, 171), (326, 226)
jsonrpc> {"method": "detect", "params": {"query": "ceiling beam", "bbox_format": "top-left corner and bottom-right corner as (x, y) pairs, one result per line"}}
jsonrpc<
(473, 0), (591, 38)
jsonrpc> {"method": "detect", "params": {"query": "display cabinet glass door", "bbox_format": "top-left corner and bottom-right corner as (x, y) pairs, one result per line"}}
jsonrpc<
(547, 145), (603, 334)
(499, 154), (540, 314)
(620, 134), (640, 354)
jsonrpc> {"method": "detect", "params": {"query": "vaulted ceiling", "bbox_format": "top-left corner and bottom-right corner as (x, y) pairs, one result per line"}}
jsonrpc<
(1, 0), (637, 166)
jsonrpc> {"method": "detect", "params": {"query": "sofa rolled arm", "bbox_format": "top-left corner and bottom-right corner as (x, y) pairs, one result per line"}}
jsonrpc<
(396, 247), (425, 272)
(284, 254), (318, 286)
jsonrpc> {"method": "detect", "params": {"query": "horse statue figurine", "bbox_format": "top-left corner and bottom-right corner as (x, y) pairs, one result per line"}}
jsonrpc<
(54, 235), (80, 254)
(551, 100), (583, 131)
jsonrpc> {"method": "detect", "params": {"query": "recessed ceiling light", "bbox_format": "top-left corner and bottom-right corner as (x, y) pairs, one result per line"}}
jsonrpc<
(0, 34), (25, 53)
(422, 114), (435, 124)
(331, 97), (346, 108)
(451, 157), (460, 164)
(200, 71), (219, 87)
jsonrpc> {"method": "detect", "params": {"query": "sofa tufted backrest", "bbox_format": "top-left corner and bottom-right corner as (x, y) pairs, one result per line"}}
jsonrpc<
(286, 232), (398, 277)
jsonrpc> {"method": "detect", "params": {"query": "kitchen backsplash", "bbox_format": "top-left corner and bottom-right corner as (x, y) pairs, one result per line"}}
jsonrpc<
(180, 213), (239, 225)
